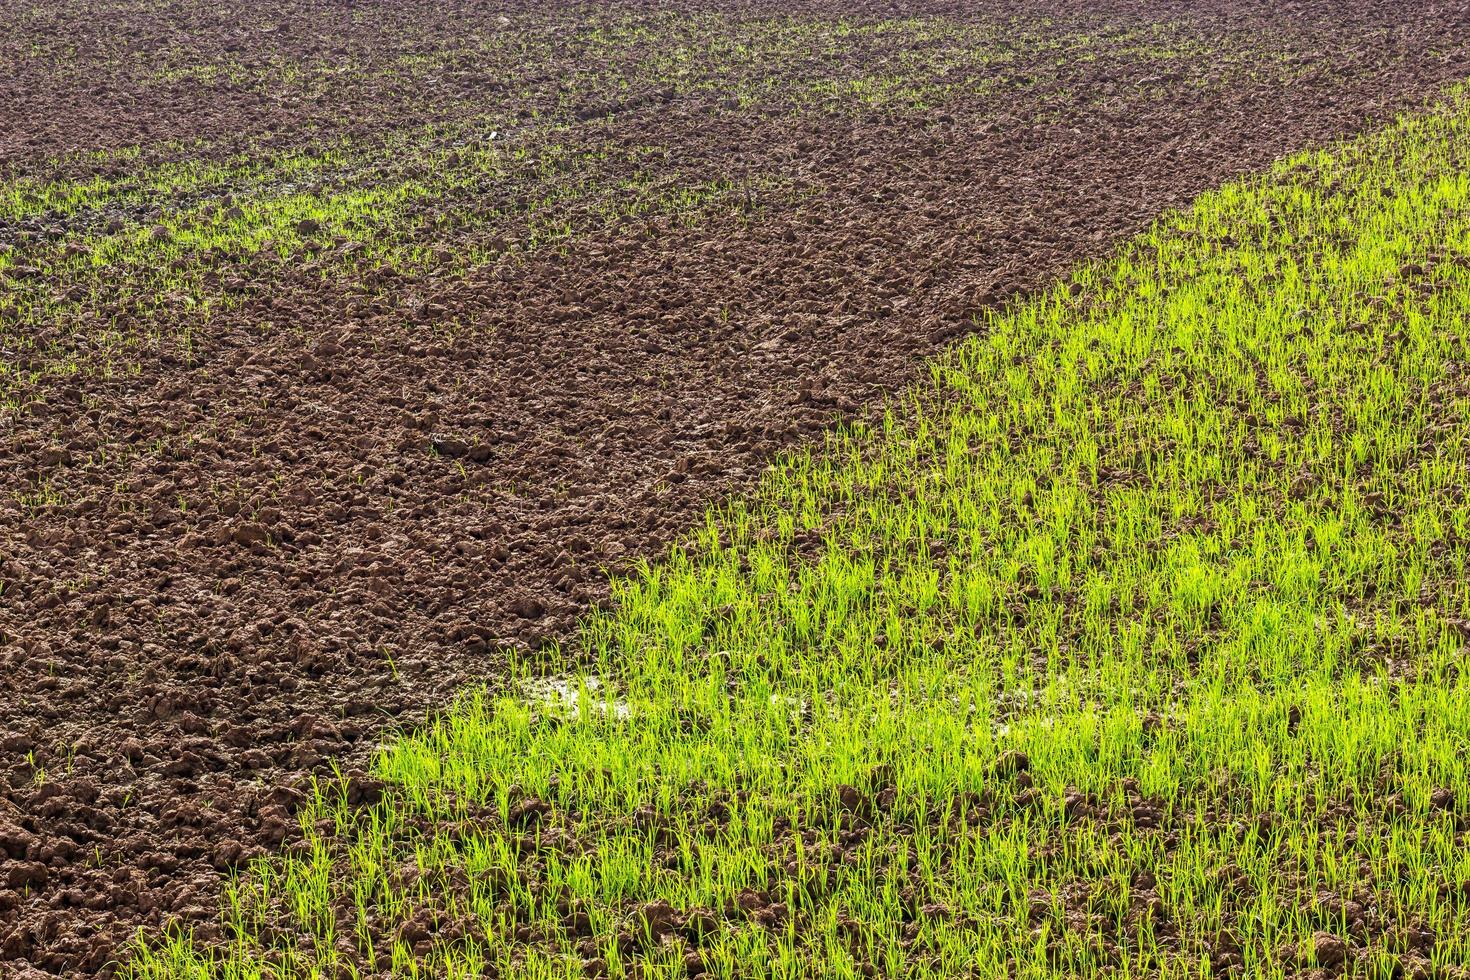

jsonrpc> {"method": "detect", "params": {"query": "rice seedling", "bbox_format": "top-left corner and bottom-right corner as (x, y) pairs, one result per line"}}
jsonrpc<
(119, 74), (1470, 980)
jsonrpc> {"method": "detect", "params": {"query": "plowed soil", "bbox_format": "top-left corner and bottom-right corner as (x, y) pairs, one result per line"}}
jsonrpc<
(3, 0), (1469, 975)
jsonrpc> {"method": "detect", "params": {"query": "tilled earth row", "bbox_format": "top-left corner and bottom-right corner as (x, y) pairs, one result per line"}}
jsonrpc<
(3, 0), (1470, 975)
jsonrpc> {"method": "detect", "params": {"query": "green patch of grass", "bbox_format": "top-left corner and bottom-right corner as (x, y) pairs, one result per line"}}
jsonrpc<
(0, 125), (785, 407)
(124, 81), (1470, 980)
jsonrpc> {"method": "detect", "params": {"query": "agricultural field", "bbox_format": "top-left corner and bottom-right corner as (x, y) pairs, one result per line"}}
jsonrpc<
(3, 0), (1470, 977)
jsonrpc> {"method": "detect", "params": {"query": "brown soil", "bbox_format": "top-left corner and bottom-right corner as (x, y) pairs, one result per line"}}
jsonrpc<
(2, 0), (1469, 975)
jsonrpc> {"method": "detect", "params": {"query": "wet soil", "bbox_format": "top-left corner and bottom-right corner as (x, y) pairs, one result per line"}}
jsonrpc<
(3, 0), (1470, 975)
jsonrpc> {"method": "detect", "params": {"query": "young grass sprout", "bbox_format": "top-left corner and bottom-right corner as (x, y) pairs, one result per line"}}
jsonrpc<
(124, 81), (1470, 980)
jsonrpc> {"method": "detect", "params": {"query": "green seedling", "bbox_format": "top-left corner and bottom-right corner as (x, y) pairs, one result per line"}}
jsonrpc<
(123, 81), (1470, 980)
